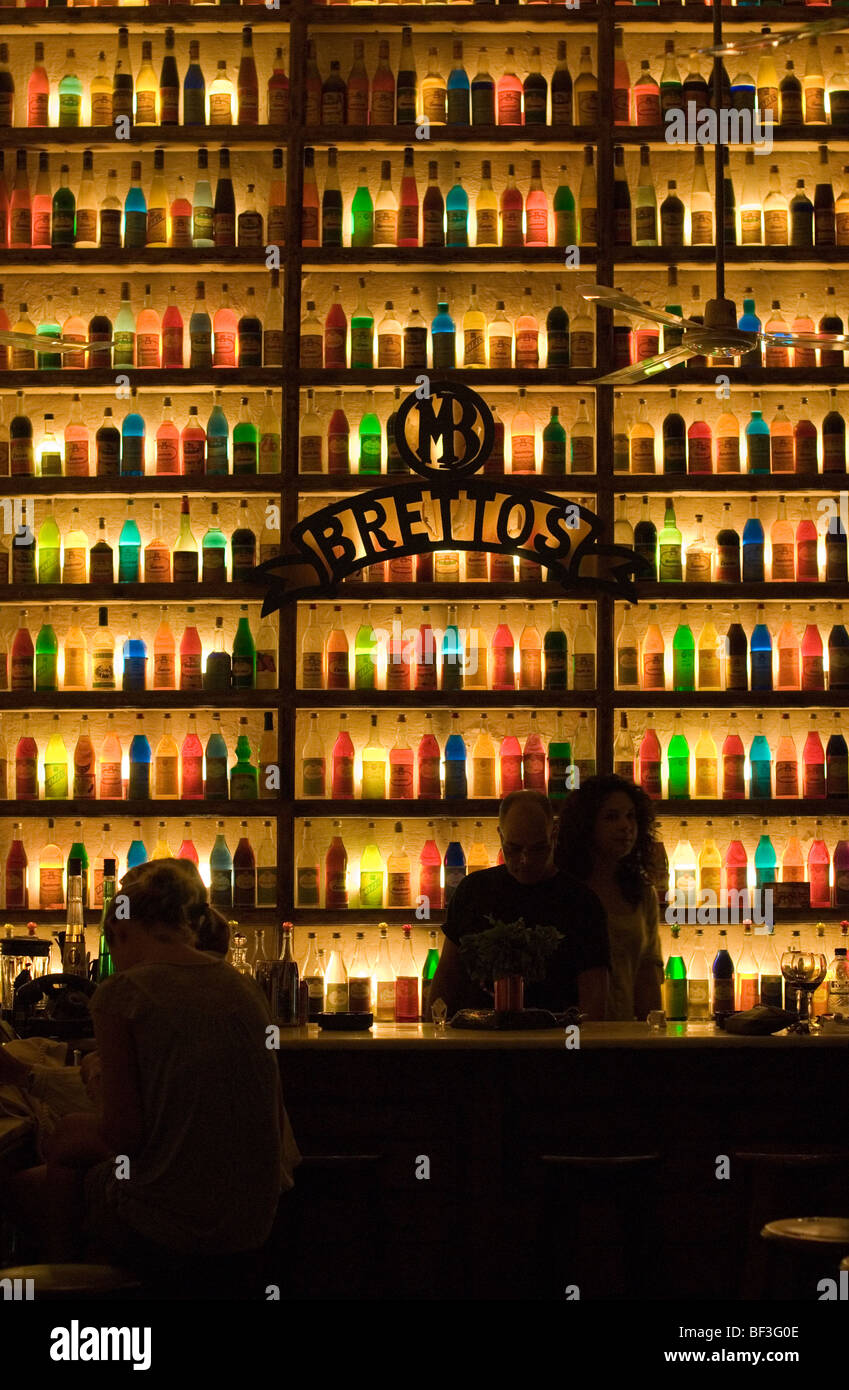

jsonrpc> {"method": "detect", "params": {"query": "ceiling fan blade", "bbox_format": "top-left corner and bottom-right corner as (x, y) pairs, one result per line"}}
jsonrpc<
(761, 330), (849, 348)
(595, 345), (698, 386)
(688, 14), (849, 59)
(0, 331), (110, 353)
(577, 283), (701, 332)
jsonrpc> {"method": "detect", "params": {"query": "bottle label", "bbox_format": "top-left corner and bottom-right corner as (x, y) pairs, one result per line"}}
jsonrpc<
(209, 93), (232, 123)
(302, 757), (325, 797)
(39, 867), (64, 909)
(180, 653), (203, 689)
(796, 539), (819, 579)
(374, 210), (396, 245)
(145, 547), (171, 583)
(723, 755), (745, 797)
(498, 91), (522, 124)
(297, 867), (319, 907)
(16, 758), (38, 797)
(713, 979), (735, 1014)
(476, 209), (497, 244)
(209, 870), (232, 907)
(634, 206), (656, 243)
(256, 866), (276, 908)
(501, 209), (523, 246)
(690, 211), (713, 244)
(804, 765), (825, 798)
(687, 437), (712, 473)
(418, 756), (441, 797)
(823, 435), (846, 472)
(694, 759), (717, 798)
(173, 553), (198, 585)
(99, 761), (122, 799)
(332, 755), (354, 798)
(378, 333), (402, 369)
(156, 755), (179, 797)
(629, 438), (654, 473)
(775, 759), (799, 796)
(771, 542), (795, 581)
(350, 325), (373, 364)
(698, 651), (720, 688)
(576, 92), (597, 125)
(641, 651), (664, 689)
(463, 328), (486, 367)
(570, 330), (594, 367)
(488, 334), (512, 369)
(153, 653), (175, 689)
(802, 656), (824, 689)
(573, 653), (595, 690)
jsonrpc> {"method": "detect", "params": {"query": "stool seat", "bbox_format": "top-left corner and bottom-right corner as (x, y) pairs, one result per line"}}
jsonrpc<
(541, 1153), (659, 1169)
(762, 1218), (849, 1249)
(735, 1151), (849, 1167)
(0, 1263), (142, 1299)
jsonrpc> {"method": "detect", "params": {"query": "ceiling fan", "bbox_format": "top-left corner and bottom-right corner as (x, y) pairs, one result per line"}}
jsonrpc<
(0, 331), (108, 355)
(582, 2), (849, 385)
(688, 12), (849, 59)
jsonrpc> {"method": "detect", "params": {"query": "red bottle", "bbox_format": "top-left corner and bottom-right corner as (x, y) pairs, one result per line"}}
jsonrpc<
(794, 410), (818, 474)
(491, 610), (516, 690)
(634, 322), (660, 362)
(416, 552), (434, 582)
(802, 721), (826, 799)
(233, 832), (256, 908)
(499, 725), (523, 794)
(415, 613), (437, 691)
(5, 828), (28, 908)
(237, 26), (259, 125)
(15, 728), (38, 800)
(416, 721), (441, 798)
(180, 726), (204, 799)
(721, 724), (746, 799)
(326, 395), (350, 473)
(11, 616), (34, 692)
(724, 836), (748, 899)
(179, 622), (203, 691)
(331, 720), (354, 799)
(161, 292), (184, 370)
(181, 409), (206, 476)
(522, 720), (546, 790)
(324, 294), (348, 372)
(388, 721), (414, 799)
(178, 829), (199, 864)
(801, 616), (825, 691)
(27, 45), (49, 126)
(419, 832), (443, 910)
(397, 147), (419, 247)
(638, 724), (662, 799)
(807, 827), (830, 908)
(687, 409), (713, 474)
(795, 517), (819, 582)
(325, 828), (348, 910)
(73, 723), (96, 800)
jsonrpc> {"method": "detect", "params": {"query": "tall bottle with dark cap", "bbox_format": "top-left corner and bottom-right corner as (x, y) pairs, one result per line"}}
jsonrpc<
(63, 857), (87, 979)
(97, 858), (116, 981)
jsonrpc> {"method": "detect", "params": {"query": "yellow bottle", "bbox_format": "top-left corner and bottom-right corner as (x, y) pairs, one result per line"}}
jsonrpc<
(359, 826), (384, 908)
(44, 717), (69, 799)
(467, 821), (490, 873)
(63, 607), (88, 690)
(472, 714), (497, 797)
(154, 714), (179, 798)
(694, 713), (718, 798)
(464, 604), (488, 689)
(696, 611), (721, 690)
(360, 714), (386, 799)
(134, 40), (158, 125)
(698, 824), (721, 901)
(150, 821), (173, 859)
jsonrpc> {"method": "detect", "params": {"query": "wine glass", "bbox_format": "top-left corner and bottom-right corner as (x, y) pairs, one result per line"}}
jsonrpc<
(780, 948), (827, 1033)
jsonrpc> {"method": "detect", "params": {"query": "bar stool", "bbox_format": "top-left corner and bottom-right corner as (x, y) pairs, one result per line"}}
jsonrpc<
(537, 1153), (662, 1300)
(760, 1218), (849, 1301)
(267, 1154), (385, 1299)
(0, 1263), (143, 1301)
(733, 1150), (849, 1299)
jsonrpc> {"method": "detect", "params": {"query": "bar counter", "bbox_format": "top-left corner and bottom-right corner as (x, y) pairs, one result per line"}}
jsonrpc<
(276, 1022), (849, 1301)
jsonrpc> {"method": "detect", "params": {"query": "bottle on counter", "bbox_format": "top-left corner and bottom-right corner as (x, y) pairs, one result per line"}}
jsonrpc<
(663, 924), (688, 1021)
(374, 924), (396, 1022)
(348, 932), (372, 1013)
(712, 928), (735, 1021)
(421, 929), (440, 1022)
(687, 928), (710, 1021)
(395, 924), (420, 1022)
(325, 931), (348, 1013)
(301, 932), (324, 1020)
(62, 856), (87, 980)
(825, 947), (849, 1015)
(96, 856), (116, 983)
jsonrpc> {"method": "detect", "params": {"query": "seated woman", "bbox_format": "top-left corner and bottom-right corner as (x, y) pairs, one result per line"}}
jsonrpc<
(8, 859), (299, 1268)
(555, 774), (664, 1022)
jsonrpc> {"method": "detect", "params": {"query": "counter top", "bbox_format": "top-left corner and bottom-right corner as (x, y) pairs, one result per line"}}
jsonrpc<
(275, 1020), (849, 1049)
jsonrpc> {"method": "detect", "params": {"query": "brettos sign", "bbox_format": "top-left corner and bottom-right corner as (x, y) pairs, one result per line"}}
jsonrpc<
(250, 382), (646, 614)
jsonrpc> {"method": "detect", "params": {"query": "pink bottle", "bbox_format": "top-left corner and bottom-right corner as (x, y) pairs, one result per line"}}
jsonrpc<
(491, 613), (515, 691)
(416, 725), (441, 798)
(721, 728), (746, 799)
(397, 153), (419, 248)
(522, 726), (546, 790)
(802, 725), (826, 799)
(331, 724), (354, 799)
(801, 619), (825, 691)
(11, 620), (34, 692)
(156, 407), (180, 475)
(15, 729), (38, 800)
(419, 835), (443, 911)
(161, 291), (184, 370)
(807, 827), (830, 908)
(99, 728), (122, 800)
(724, 837), (748, 900)
(179, 623), (202, 691)
(178, 830), (199, 865)
(638, 725), (662, 799)
(388, 735), (414, 800)
(795, 517), (819, 582)
(181, 410), (206, 477)
(327, 397), (350, 474)
(180, 728), (204, 800)
(499, 729), (523, 794)
(27, 48), (49, 126)
(832, 832), (849, 906)
(324, 294), (348, 372)
(687, 412), (713, 474)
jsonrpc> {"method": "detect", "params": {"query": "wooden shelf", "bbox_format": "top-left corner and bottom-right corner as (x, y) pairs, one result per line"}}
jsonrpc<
(613, 246), (849, 268)
(0, 477), (280, 496)
(295, 800), (535, 817)
(299, 368), (603, 387)
(610, 475), (849, 493)
(0, 692), (278, 711)
(292, 907), (446, 924)
(296, 472), (598, 490)
(294, 690), (586, 708)
(0, 249), (279, 272)
(0, 582), (262, 604)
(636, 582), (847, 601)
(0, 800), (270, 817)
(306, 583), (599, 600)
(615, 128), (849, 149)
(302, 246), (595, 268)
(0, 370), (283, 391)
(0, 127), (289, 149)
(615, 691), (849, 709)
(652, 800), (849, 817)
(302, 124), (598, 147)
(304, 4), (600, 27)
(603, 368), (849, 387)
(0, 6), (290, 28)
(0, 906), (276, 926)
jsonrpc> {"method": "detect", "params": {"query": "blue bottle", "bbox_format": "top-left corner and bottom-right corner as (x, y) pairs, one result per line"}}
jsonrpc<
(745, 396), (770, 475)
(444, 717), (467, 799)
(445, 164), (469, 247)
(122, 618), (147, 692)
(206, 395), (229, 476)
(441, 607), (462, 692)
(750, 608), (773, 691)
(183, 43), (206, 126)
(204, 722), (229, 800)
(742, 497), (765, 582)
(123, 162), (147, 250)
(443, 834), (467, 906)
(118, 502), (141, 582)
(738, 292), (761, 367)
(121, 391), (145, 477)
(754, 829), (777, 888)
(749, 721), (772, 798)
(447, 46), (470, 126)
(431, 295), (456, 370)
(209, 823), (233, 908)
(128, 718), (151, 800)
(126, 826), (148, 869)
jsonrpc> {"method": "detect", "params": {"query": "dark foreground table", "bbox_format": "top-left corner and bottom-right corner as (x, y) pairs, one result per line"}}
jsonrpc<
(275, 1022), (849, 1300)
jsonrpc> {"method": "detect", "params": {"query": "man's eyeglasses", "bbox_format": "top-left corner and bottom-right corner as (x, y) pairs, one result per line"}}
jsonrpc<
(499, 839), (551, 862)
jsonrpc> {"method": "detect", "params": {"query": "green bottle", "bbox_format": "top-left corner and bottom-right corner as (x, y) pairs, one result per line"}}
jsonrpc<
(547, 710), (573, 799)
(672, 607), (695, 691)
(542, 406), (567, 476)
(201, 502), (228, 583)
(98, 858), (117, 981)
(67, 825), (89, 906)
(421, 929), (441, 1021)
(354, 608), (377, 689)
(39, 419), (62, 477)
(358, 391), (382, 474)
(663, 924), (688, 1021)
(231, 606), (256, 689)
(35, 607), (58, 692)
(351, 167), (374, 247)
(230, 717), (259, 799)
(658, 497), (683, 581)
(37, 502), (61, 583)
(543, 601), (568, 690)
(58, 51), (83, 127)
(667, 715), (690, 799)
(51, 164), (76, 248)
(553, 165), (577, 246)
(233, 396), (258, 476)
(350, 277), (374, 369)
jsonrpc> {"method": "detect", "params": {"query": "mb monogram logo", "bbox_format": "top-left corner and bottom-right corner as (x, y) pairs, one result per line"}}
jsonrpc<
(250, 382), (648, 612)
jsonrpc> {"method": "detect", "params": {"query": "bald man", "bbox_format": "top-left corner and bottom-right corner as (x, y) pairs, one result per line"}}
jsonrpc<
(429, 790), (609, 1019)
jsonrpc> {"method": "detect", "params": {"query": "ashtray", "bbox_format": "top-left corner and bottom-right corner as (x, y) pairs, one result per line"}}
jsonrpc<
(315, 1012), (373, 1031)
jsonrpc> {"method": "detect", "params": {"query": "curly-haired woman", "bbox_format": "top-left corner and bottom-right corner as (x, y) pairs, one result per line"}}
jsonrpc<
(555, 774), (664, 1022)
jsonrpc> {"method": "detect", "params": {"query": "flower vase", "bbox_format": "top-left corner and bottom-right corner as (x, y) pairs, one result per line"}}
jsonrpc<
(493, 974), (524, 1012)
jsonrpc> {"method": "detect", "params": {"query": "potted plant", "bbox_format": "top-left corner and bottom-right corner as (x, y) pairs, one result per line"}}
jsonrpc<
(459, 917), (562, 1013)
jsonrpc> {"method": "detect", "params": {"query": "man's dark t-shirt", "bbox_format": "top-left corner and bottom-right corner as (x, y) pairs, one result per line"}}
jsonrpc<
(441, 865), (610, 1012)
